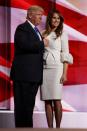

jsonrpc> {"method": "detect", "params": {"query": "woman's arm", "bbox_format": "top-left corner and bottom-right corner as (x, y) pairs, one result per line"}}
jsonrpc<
(60, 62), (68, 84)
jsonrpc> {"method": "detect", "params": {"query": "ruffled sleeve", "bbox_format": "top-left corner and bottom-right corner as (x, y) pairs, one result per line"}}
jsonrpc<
(60, 31), (73, 64)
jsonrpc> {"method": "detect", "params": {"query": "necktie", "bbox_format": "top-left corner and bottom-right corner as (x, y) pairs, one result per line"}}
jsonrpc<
(34, 27), (39, 33)
(34, 27), (42, 40)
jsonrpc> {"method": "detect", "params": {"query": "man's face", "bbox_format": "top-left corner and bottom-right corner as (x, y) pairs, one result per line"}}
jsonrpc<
(29, 10), (43, 26)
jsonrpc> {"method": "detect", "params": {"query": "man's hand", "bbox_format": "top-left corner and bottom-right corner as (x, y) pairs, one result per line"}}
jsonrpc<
(43, 38), (49, 47)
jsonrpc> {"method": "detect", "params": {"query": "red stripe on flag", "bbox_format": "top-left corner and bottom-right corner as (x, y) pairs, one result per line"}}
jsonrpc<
(64, 41), (87, 85)
(11, 0), (55, 14)
(0, 42), (14, 64)
(0, 76), (13, 102)
(62, 109), (73, 112)
(0, 56), (11, 67)
(55, 4), (87, 35)
(0, 72), (9, 81)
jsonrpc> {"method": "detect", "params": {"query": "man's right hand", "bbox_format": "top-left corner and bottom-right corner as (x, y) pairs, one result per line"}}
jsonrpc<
(43, 38), (49, 47)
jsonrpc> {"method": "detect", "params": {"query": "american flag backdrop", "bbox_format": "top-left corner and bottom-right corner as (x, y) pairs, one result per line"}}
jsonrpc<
(0, 0), (87, 112)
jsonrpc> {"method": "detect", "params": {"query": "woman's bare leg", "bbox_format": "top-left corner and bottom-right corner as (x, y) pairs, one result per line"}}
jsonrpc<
(53, 100), (62, 128)
(45, 100), (53, 128)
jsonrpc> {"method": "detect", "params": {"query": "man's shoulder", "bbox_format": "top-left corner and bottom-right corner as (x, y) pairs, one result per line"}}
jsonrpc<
(15, 21), (33, 33)
(16, 21), (28, 30)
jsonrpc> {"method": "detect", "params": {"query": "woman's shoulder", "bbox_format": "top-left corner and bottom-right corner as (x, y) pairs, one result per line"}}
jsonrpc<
(61, 31), (68, 40)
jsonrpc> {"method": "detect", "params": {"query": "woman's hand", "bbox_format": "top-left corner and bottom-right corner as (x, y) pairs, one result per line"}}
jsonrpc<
(60, 63), (68, 84)
(60, 74), (67, 84)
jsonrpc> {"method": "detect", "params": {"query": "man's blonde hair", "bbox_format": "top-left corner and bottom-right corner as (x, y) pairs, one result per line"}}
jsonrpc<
(27, 5), (44, 19)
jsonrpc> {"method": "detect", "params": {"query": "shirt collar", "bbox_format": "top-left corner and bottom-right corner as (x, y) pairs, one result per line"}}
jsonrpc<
(27, 19), (35, 29)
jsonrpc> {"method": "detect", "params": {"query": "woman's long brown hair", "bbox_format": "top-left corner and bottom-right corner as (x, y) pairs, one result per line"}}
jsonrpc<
(44, 9), (64, 38)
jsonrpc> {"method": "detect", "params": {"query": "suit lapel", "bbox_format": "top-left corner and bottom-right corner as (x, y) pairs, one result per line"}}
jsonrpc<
(24, 21), (42, 41)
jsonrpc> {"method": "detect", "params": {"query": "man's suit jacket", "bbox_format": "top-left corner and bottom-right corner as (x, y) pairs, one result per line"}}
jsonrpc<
(10, 21), (44, 84)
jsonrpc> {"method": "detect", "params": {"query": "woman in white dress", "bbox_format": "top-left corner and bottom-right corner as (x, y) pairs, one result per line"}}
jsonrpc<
(40, 9), (73, 128)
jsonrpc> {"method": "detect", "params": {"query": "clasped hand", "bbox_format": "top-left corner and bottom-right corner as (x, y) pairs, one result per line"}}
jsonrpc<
(43, 38), (49, 47)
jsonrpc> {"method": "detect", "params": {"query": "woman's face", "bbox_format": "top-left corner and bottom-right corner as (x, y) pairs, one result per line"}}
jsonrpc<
(51, 13), (60, 28)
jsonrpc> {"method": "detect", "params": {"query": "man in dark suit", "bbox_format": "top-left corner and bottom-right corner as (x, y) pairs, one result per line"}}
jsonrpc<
(10, 5), (44, 127)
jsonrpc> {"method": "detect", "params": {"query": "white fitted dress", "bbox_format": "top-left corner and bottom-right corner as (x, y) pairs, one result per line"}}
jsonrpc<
(40, 31), (73, 100)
